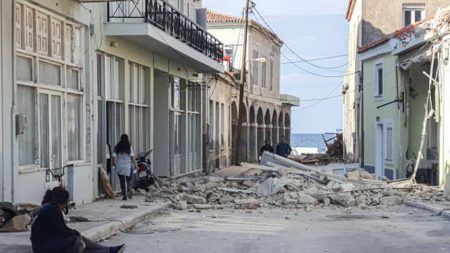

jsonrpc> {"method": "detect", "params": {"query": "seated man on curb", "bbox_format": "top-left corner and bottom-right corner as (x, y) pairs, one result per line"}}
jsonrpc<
(31, 187), (126, 253)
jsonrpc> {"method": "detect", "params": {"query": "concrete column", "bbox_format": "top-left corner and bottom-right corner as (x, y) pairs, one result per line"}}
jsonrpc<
(242, 123), (249, 162)
(249, 123), (258, 162)
(257, 124), (265, 157)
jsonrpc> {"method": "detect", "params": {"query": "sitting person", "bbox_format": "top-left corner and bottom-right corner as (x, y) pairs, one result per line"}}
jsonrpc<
(31, 187), (125, 253)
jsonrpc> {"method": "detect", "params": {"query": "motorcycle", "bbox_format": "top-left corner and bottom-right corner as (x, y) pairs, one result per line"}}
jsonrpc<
(133, 150), (156, 192)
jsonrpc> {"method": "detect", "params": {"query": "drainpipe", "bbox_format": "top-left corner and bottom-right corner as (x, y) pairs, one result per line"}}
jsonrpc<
(359, 70), (364, 170)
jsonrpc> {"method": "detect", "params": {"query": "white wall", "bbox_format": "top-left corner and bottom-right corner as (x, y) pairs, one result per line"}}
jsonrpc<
(0, 0), (14, 202)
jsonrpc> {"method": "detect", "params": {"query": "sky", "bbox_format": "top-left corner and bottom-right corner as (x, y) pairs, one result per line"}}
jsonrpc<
(203, 0), (349, 134)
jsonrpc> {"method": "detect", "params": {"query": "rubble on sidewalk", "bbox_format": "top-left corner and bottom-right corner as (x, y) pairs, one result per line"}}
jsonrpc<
(144, 153), (446, 211)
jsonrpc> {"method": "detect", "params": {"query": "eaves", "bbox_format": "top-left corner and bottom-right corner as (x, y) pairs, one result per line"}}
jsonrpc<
(359, 39), (398, 62)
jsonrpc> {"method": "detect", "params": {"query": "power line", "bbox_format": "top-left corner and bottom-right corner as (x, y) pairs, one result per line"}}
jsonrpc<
(252, 7), (346, 71)
(248, 11), (355, 78)
(292, 84), (343, 111)
(281, 52), (357, 78)
(281, 54), (348, 64)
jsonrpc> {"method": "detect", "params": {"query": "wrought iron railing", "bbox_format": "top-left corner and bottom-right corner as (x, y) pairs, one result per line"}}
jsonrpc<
(107, 0), (223, 63)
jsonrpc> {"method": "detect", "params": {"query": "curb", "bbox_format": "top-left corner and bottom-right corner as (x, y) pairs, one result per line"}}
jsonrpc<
(405, 201), (445, 215)
(82, 202), (170, 241)
(442, 211), (450, 221)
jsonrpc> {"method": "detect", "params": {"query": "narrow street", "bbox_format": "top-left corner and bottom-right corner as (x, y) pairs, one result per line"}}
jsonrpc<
(103, 206), (450, 253)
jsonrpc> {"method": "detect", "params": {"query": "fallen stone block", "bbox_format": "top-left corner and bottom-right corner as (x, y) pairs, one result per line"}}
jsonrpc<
(193, 204), (213, 210)
(330, 193), (356, 207)
(380, 196), (403, 206)
(181, 194), (207, 204)
(234, 198), (260, 209)
(298, 192), (318, 205)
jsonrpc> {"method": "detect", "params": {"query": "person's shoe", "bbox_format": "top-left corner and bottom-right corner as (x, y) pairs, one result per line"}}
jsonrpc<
(110, 244), (125, 253)
(122, 196), (127, 201)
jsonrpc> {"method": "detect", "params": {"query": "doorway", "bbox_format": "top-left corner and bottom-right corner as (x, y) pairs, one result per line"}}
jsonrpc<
(375, 123), (384, 177)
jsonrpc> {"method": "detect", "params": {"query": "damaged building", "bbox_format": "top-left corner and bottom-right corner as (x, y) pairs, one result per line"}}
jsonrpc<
(358, 9), (450, 190)
(0, 0), (224, 204)
(206, 10), (299, 167)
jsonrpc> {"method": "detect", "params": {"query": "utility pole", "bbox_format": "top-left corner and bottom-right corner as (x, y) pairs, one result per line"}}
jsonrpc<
(235, 0), (250, 165)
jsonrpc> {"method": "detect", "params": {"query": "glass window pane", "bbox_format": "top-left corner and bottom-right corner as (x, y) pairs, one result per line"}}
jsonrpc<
(67, 68), (79, 90)
(18, 86), (36, 165)
(415, 10), (422, 23)
(404, 10), (411, 26)
(51, 95), (62, 168)
(40, 94), (49, 168)
(39, 61), (61, 86)
(17, 56), (33, 81)
(67, 95), (82, 160)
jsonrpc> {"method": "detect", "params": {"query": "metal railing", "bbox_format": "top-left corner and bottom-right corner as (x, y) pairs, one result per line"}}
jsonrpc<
(107, 0), (223, 62)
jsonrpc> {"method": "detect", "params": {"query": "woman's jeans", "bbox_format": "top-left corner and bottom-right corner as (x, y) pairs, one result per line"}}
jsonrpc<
(118, 175), (131, 199)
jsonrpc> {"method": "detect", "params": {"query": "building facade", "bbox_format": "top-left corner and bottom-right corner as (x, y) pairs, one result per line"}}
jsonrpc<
(359, 11), (449, 191)
(206, 11), (299, 167)
(0, 0), (223, 204)
(343, 0), (450, 163)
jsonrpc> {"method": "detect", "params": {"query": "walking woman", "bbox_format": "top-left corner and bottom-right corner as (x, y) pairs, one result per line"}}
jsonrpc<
(112, 134), (138, 201)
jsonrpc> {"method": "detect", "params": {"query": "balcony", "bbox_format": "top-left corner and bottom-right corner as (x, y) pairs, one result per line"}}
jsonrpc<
(106, 0), (223, 73)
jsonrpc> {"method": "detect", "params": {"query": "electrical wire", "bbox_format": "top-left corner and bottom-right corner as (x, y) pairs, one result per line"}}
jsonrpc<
(281, 54), (348, 64)
(252, 6), (349, 71)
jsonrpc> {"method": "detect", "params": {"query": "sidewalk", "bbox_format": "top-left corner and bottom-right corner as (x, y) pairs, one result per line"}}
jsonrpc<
(0, 196), (170, 253)
(405, 200), (450, 220)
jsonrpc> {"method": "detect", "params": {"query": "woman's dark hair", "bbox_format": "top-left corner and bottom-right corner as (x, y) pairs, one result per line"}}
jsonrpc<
(41, 189), (54, 205)
(52, 187), (70, 205)
(42, 186), (69, 205)
(114, 134), (131, 155)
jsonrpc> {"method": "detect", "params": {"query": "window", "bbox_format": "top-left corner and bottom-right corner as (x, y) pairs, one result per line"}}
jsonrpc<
(375, 63), (383, 97)
(221, 103), (225, 147)
(39, 60), (62, 86)
(36, 12), (49, 55)
(16, 3), (85, 167)
(128, 62), (150, 153)
(171, 77), (181, 110)
(403, 4), (425, 26)
(252, 50), (259, 86)
(17, 86), (36, 166)
(67, 95), (82, 161)
(261, 61), (267, 87)
(105, 56), (124, 100)
(386, 126), (393, 162)
(17, 55), (33, 82)
(269, 59), (273, 91)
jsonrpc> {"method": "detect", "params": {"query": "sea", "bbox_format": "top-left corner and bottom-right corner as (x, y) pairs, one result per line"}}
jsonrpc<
(291, 133), (336, 154)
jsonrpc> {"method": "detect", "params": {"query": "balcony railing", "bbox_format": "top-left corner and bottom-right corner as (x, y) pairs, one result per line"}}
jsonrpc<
(107, 0), (223, 63)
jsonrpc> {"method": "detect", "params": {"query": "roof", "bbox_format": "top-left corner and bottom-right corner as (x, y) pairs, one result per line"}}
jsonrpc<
(345, 0), (357, 21)
(207, 10), (283, 46)
(207, 10), (243, 23)
(357, 17), (432, 53)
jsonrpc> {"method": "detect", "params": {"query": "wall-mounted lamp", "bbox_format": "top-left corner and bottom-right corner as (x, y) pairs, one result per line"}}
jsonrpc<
(376, 116), (380, 122)
(110, 41), (119, 48)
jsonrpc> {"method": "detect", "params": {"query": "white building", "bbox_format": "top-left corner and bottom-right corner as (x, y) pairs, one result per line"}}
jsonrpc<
(207, 11), (299, 166)
(0, 0), (223, 204)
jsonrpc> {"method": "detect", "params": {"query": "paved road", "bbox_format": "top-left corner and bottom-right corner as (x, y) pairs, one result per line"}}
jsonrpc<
(103, 206), (450, 253)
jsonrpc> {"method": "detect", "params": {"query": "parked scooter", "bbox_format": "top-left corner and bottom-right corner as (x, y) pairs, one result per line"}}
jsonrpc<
(133, 150), (156, 192)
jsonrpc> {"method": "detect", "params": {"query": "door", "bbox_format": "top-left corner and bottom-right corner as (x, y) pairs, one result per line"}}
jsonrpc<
(40, 93), (62, 186)
(375, 123), (384, 177)
(169, 111), (182, 176)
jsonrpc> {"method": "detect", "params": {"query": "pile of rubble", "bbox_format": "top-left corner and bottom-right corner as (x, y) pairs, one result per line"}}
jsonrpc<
(145, 153), (449, 211)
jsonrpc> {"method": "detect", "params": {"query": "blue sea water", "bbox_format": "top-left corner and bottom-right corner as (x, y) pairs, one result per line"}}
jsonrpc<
(291, 133), (336, 153)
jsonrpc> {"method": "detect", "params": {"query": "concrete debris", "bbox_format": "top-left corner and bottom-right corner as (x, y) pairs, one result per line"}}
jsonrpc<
(143, 153), (445, 211)
(181, 194), (207, 205)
